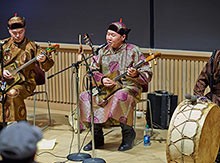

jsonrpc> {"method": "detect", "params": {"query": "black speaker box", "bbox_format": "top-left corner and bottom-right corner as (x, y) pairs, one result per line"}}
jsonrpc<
(146, 90), (178, 129)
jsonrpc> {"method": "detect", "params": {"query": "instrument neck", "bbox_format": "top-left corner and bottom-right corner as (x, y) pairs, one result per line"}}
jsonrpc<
(13, 57), (37, 74)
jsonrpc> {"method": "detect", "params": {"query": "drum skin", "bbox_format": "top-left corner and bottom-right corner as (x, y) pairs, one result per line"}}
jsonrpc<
(166, 99), (220, 163)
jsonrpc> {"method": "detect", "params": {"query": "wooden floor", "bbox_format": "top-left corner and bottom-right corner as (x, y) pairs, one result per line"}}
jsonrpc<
(26, 107), (168, 163)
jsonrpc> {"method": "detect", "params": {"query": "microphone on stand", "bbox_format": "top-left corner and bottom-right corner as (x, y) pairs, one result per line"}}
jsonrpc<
(185, 93), (197, 104)
(95, 43), (107, 55)
(81, 33), (106, 163)
(66, 34), (91, 162)
(83, 33), (108, 56)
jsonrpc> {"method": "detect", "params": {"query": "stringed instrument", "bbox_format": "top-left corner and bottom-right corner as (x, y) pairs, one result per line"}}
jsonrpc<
(83, 33), (161, 107)
(95, 52), (161, 106)
(3, 44), (59, 91)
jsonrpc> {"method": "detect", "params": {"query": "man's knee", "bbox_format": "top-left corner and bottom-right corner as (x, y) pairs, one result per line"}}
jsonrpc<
(7, 88), (19, 97)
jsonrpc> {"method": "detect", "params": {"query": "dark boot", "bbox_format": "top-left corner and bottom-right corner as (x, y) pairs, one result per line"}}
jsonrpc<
(118, 123), (136, 151)
(215, 149), (220, 163)
(83, 124), (104, 151)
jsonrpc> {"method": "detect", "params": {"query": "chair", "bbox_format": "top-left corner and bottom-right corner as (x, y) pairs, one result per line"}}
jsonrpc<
(30, 64), (51, 130)
(32, 87), (51, 130)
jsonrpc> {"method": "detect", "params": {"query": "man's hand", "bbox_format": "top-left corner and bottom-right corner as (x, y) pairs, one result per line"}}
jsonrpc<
(3, 70), (13, 79)
(102, 77), (116, 88)
(127, 67), (139, 77)
(36, 54), (46, 63)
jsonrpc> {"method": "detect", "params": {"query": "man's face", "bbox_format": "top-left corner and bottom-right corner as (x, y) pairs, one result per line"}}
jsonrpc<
(106, 30), (126, 49)
(9, 28), (25, 43)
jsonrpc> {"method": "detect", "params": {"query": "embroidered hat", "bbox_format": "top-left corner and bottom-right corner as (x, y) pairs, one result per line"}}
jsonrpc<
(8, 13), (26, 30)
(108, 21), (131, 37)
(0, 121), (42, 160)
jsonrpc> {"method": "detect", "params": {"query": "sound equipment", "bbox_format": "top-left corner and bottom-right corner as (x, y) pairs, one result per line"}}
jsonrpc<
(146, 90), (178, 129)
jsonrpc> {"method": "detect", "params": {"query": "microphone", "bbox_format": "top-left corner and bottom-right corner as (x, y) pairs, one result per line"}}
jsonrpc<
(191, 95), (197, 103)
(185, 93), (191, 100)
(95, 43), (107, 55)
(185, 93), (197, 103)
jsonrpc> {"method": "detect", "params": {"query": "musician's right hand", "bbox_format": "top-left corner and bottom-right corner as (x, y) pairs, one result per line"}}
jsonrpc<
(102, 77), (116, 88)
(37, 54), (47, 63)
(3, 70), (14, 79)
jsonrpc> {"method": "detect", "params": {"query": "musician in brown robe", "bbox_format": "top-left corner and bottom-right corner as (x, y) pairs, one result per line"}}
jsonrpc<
(193, 50), (220, 162)
(194, 50), (220, 105)
(0, 14), (54, 126)
(79, 21), (152, 151)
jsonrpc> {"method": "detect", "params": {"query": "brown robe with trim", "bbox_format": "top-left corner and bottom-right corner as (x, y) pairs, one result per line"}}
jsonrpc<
(0, 37), (54, 122)
(194, 50), (220, 106)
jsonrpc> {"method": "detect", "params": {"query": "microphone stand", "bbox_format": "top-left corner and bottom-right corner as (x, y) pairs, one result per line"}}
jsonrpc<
(80, 53), (105, 163)
(47, 43), (105, 162)
(48, 58), (92, 161)
(0, 42), (6, 127)
(66, 60), (91, 161)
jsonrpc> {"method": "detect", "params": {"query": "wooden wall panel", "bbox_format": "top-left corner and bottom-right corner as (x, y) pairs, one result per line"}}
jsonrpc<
(27, 43), (211, 111)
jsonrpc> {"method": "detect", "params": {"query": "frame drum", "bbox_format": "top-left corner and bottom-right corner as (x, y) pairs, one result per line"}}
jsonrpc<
(166, 98), (220, 163)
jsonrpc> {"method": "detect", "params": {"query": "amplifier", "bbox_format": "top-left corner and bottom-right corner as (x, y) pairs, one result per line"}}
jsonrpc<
(146, 90), (178, 129)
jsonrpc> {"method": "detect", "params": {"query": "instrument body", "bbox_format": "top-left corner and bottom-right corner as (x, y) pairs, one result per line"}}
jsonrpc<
(166, 97), (220, 163)
(2, 44), (59, 91)
(91, 70), (122, 106)
(4, 62), (25, 91)
(93, 52), (161, 107)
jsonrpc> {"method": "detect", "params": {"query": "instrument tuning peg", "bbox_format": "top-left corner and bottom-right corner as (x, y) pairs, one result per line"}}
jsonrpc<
(47, 41), (51, 47)
(148, 49), (153, 56)
(154, 51), (161, 65)
(154, 59), (157, 65)
(148, 49), (158, 65)
(149, 62), (152, 68)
